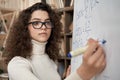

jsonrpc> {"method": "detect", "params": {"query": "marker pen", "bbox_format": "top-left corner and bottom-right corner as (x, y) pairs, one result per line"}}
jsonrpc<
(67, 39), (106, 58)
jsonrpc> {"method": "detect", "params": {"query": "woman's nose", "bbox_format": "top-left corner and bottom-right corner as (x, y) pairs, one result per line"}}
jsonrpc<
(41, 24), (47, 30)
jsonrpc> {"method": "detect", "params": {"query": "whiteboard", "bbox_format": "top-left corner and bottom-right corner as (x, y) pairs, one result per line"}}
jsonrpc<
(71, 0), (120, 80)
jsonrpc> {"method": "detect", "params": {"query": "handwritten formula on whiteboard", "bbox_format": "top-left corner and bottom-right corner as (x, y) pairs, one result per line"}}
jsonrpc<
(72, 0), (120, 80)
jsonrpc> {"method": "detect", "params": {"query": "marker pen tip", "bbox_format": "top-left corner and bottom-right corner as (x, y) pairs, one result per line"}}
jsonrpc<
(67, 53), (72, 58)
(102, 39), (107, 44)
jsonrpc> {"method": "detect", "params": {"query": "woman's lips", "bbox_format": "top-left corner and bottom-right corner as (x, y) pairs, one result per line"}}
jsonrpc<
(39, 32), (47, 36)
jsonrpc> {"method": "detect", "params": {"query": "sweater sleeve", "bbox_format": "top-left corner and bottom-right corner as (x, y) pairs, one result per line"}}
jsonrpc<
(8, 57), (39, 80)
(64, 71), (83, 80)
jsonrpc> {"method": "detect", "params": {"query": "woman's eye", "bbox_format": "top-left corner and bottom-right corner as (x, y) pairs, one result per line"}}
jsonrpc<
(33, 21), (39, 25)
(46, 21), (51, 25)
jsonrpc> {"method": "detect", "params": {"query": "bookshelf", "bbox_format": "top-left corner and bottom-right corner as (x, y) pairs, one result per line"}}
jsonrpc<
(0, 8), (17, 79)
(46, 0), (74, 79)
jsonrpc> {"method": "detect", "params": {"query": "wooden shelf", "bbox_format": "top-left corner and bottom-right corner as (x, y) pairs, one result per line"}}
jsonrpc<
(0, 7), (17, 33)
(0, 34), (6, 46)
(65, 32), (72, 37)
(57, 6), (73, 12)
(0, 7), (16, 14)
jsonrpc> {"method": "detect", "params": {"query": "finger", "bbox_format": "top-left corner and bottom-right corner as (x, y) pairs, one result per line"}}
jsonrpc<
(86, 45), (103, 67)
(66, 65), (71, 77)
(87, 38), (98, 45)
(67, 65), (71, 72)
(98, 59), (106, 73)
(90, 45), (103, 62)
(95, 53), (105, 68)
(84, 39), (98, 58)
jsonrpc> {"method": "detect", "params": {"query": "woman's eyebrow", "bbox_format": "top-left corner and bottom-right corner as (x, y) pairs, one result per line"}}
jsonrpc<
(46, 18), (50, 20)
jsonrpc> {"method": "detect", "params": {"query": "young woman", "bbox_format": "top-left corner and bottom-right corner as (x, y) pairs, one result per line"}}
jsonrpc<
(4, 2), (106, 80)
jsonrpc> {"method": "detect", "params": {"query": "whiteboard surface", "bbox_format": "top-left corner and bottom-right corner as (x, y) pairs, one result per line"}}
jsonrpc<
(72, 0), (120, 80)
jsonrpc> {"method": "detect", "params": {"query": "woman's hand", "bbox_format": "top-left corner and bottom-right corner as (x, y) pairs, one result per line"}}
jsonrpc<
(77, 38), (106, 80)
(66, 65), (71, 77)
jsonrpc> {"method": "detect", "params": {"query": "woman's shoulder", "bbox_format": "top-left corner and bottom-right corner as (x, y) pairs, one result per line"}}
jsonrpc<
(7, 56), (40, 80)
(8, 56), (32, 70)
(8, 56), (29, 64)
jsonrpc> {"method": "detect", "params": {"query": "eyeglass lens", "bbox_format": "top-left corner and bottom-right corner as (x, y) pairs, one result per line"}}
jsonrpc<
(31, 21), (53, 29)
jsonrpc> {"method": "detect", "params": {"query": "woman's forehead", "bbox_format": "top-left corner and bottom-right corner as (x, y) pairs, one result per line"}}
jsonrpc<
(30, 10), (49, 21)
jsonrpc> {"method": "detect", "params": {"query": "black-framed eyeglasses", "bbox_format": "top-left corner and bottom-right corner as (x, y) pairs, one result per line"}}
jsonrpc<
(28, 21), (54, 29)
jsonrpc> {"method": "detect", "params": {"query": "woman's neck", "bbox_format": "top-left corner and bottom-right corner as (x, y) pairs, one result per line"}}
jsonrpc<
(31, 39), (47, 55)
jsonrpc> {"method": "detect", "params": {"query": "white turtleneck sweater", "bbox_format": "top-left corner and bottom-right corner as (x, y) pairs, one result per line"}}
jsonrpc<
(8, 40), (82, 80)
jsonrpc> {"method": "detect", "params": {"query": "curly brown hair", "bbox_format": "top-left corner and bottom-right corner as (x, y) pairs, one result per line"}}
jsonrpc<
(4, 2), (62, 63)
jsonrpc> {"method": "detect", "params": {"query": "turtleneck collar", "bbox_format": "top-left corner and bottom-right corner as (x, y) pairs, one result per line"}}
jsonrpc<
(31, 39), (47, 55)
